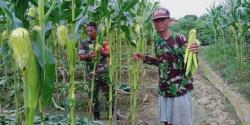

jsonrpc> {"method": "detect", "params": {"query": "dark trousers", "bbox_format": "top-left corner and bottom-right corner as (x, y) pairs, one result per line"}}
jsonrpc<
(88, 76), (115, 118)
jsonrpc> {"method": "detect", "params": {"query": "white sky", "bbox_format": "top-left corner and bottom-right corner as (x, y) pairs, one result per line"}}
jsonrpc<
(159, 0), (222, 19)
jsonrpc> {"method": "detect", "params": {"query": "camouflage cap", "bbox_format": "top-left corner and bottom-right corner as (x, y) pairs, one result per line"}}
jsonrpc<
(153, 8), (170, 20)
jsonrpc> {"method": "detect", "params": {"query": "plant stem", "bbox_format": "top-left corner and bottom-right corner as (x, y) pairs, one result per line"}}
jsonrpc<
(70, 62), (76, 125)
(70, 0), (76, 124)
(14, 64), (20, 125)
(89, 61), (97, 120)
(38, 0), (46, 124)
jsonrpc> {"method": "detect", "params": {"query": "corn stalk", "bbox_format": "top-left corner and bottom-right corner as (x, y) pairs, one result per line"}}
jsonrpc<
(9, 28), (40, 125)
(31, 26), (56, 125)
(105, 17), (114, 125)
(68, 0), (76, 124)
(130, 23), (144, 125)
(38, 0), (46, 123)
(236, 23), (244, 71)
(66, 39), (76, 125)
(230, 26), (241, 69)
(219, 26), (226, 58)
(13, 61), (21, 124)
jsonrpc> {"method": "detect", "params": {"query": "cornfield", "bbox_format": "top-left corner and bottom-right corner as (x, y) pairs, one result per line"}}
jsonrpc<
(0, 0), (249, 125)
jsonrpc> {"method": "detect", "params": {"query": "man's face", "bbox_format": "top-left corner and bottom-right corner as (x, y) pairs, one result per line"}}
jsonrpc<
(153, 18), (170, 33)
(87, 26), (96, 40)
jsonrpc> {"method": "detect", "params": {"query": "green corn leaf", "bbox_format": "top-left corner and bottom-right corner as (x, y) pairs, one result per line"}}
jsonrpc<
(24, 53), (40, 109)
(43, 48), (55, 105)
(122, 0), (138, 12)
(31, 26), (55, 106)
(87, 0), (95, 6)
(23, 53), (40, 125)
(100, 0), (109, 17)
(14, 0), (29, 28)
(0, 0), (23, 30)
(31, 26), (44, 68)
(0, 42), (11, 67)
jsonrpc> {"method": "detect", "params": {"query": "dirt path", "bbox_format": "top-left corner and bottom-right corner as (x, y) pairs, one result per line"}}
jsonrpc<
(117, 62), (242, 125)
(199, 58), (250, 125)
(191, 69), (240, 125)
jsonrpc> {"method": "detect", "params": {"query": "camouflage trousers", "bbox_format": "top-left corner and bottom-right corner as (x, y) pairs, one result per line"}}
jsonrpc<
(87, 72), (115, 119)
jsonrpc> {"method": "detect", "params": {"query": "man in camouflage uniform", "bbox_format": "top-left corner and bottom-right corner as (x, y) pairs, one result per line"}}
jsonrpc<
(133, 8), (199, 125)
(78, 22), (113, 120)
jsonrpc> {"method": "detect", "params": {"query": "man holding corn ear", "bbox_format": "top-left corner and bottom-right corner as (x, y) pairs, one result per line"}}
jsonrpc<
(133, 8), (199, 125)
(78, 22), (113, 120)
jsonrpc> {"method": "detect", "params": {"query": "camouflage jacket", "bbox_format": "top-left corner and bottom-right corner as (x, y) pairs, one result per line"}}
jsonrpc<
(143, 34), (194, 97)
(79, 40), (109, 80)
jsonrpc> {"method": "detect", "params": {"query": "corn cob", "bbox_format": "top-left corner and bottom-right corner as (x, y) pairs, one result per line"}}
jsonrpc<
(57, 25), (69, 47)
(184, 29), (199, 76)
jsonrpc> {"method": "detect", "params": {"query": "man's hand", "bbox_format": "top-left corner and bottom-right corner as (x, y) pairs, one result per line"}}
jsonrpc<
(132, 53), (145, 61)
(188, 43), (199, 54)
(96, 67), (105, 73)
(102, 41), (110, 56)
(88, 51), (97, 59)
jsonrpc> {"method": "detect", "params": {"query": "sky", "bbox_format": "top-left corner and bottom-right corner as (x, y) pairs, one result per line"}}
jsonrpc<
(159, 0), (222, 19)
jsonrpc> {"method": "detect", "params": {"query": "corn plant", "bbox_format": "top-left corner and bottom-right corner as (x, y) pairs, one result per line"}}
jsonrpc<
(36, 1), (56, 124)
(69, 0), (77, 124)
(56, 25), (68, 84)
(8, 28), (39, 125)
(5, 25), (55, 125)
(56, 24), (76, 124)
(207, 0), (249, 72)
(1, 0), (161, 124)
(0, 2), (23, 124)
(129, 22), (146, 125)
(66, 39), (77, 125)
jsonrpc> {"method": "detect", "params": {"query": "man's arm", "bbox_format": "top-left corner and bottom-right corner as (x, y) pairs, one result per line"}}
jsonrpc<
(78, 42), (96, 61)
(79, 52), (96, 61)
(133, 53), (161, 66)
